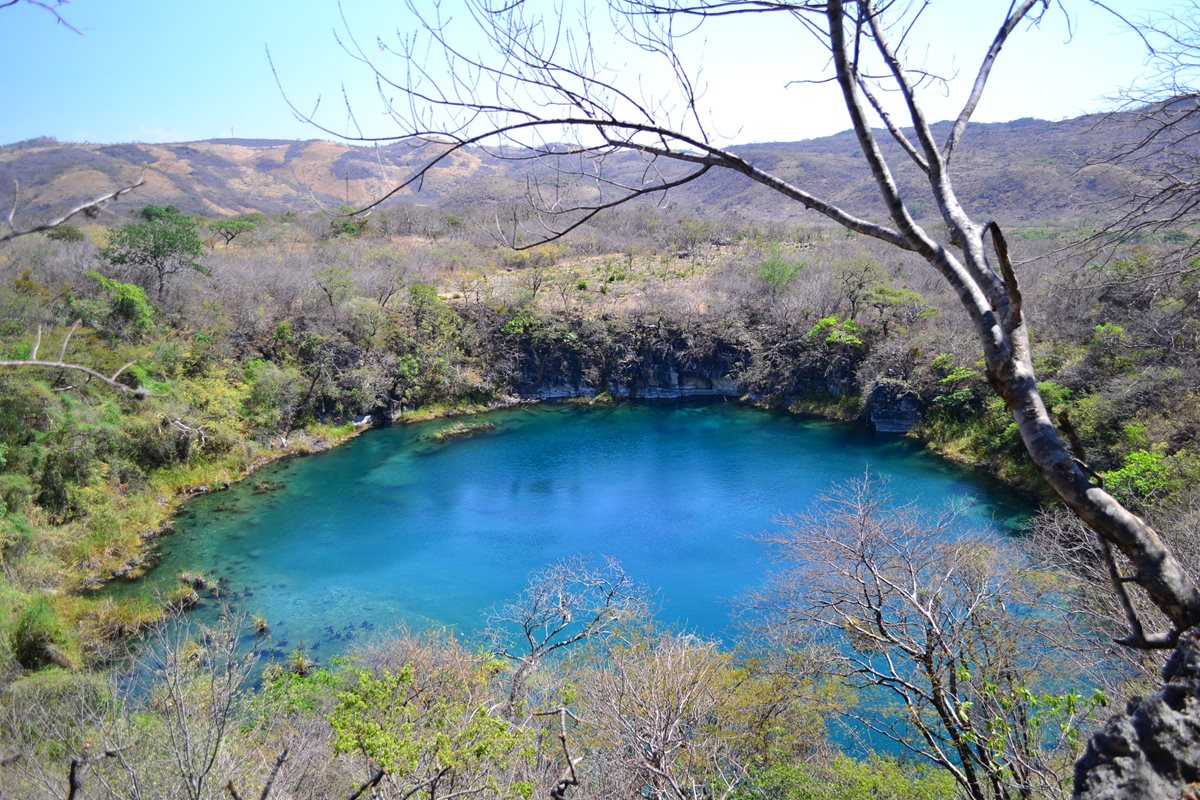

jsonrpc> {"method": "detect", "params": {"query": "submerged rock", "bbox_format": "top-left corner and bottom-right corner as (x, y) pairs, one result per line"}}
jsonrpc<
(432, 421), (496, 442)
(178, 571), (210, 590)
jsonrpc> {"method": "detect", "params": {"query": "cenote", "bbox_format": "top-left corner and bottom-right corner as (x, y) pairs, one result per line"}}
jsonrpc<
(120, 402), (1034, 662)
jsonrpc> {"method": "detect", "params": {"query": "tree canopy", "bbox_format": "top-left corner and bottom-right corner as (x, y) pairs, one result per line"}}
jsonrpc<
(100, 205), (209, 302)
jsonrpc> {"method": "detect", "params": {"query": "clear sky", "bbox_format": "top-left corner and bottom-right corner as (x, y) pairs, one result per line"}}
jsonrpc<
(0, 0), (1188, 147)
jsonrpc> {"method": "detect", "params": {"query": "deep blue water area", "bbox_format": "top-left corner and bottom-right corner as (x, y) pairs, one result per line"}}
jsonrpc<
(124, 402), (1033, 662)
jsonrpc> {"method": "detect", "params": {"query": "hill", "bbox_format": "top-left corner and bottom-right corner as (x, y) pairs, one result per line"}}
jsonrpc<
(0, 108), (1181, 228)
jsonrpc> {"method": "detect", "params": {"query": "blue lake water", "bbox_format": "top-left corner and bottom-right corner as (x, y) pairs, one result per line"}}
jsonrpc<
(127, 402), (1033, 661)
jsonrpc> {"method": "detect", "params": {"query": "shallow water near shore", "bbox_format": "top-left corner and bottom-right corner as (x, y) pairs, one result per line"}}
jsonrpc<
(119, 402), (1034, 662)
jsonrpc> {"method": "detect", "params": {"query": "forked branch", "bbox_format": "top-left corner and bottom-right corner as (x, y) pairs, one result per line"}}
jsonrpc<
(534, 707), (584, 800)
(0, 322), (150, 397)
(66, 743), (135, 800)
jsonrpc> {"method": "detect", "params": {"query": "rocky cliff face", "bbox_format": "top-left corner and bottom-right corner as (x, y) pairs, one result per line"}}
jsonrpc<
(515, 358), (743, 401)
(863, 379), (922, 433)
(499, 318), (930, 431)
(502, 319), (749, 402)
(1075, 632), (1200, 800)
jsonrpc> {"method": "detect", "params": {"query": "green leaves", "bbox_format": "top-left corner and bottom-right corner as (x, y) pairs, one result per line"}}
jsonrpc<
(329, 663), (534, 799)
(807, 316), (864, 348)
(87, 270), (154, 336)
(100, 205), (208, 301)
(1101, 449), (1179, 508)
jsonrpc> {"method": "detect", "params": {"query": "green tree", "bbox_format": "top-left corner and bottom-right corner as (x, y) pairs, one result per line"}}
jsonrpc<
(736, 756), (957, 800)
(207, 213), (261, 246)
(756, 247), (806, 298)
(330, 647), (534, 799)
(864, 284), (930, 336)
(101, 205), (209, 302)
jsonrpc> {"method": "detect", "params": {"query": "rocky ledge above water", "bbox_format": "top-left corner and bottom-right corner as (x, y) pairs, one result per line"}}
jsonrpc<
(863, 379), (922, 433)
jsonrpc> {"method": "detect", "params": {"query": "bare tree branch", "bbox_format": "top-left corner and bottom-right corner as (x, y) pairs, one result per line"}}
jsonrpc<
(0, 176), (145, 244)
(0, 323), (150, 397)
(346, 767), (386, 800)
(0, 0), (81, 34)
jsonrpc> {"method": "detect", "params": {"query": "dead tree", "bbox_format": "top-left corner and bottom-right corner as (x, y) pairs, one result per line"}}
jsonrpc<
(486, 556), (646, 717)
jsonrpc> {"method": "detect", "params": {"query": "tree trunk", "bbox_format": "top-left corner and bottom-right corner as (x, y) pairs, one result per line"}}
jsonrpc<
(986, 318), (1200, 636)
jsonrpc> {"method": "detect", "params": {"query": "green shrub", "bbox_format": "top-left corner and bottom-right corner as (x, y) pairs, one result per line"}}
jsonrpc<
(87, 269), (154, 335)
(756, 249), (805, 295)
(1037, 380), (1072, 411)
(0, 472), (33, 514)
(807, 316), (864, 347)
(46, 224), (85, 243)
(930, 387), (979, 421)
(0, 512), (34, 566)
(10, 596), (79, 670)
(1101, 450), (1179, 508)
(121, 414), (195, 470)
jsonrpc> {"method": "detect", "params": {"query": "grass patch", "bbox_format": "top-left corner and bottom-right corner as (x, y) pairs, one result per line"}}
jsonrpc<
(788, 394), (863, 421)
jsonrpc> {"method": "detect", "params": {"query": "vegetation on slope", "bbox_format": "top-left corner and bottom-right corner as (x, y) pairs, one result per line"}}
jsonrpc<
(0, 198), (1195, 798)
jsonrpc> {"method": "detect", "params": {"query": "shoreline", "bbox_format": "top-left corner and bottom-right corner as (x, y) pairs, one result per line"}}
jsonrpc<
(90, 389), (1043, 648)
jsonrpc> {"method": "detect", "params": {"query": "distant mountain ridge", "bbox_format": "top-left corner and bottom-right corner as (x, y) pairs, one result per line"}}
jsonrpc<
(0, 109), (1181, 228)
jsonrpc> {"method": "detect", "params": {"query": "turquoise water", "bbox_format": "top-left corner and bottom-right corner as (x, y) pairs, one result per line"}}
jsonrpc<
(126, 403), (1032, 661)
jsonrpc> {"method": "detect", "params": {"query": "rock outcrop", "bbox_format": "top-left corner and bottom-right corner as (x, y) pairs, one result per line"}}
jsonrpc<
(863, 379), (922, 433)
(1075, 630), (1200, 799)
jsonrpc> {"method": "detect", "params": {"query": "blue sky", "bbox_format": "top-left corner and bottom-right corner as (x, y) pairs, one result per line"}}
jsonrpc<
(0, 0), (1187, 146)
